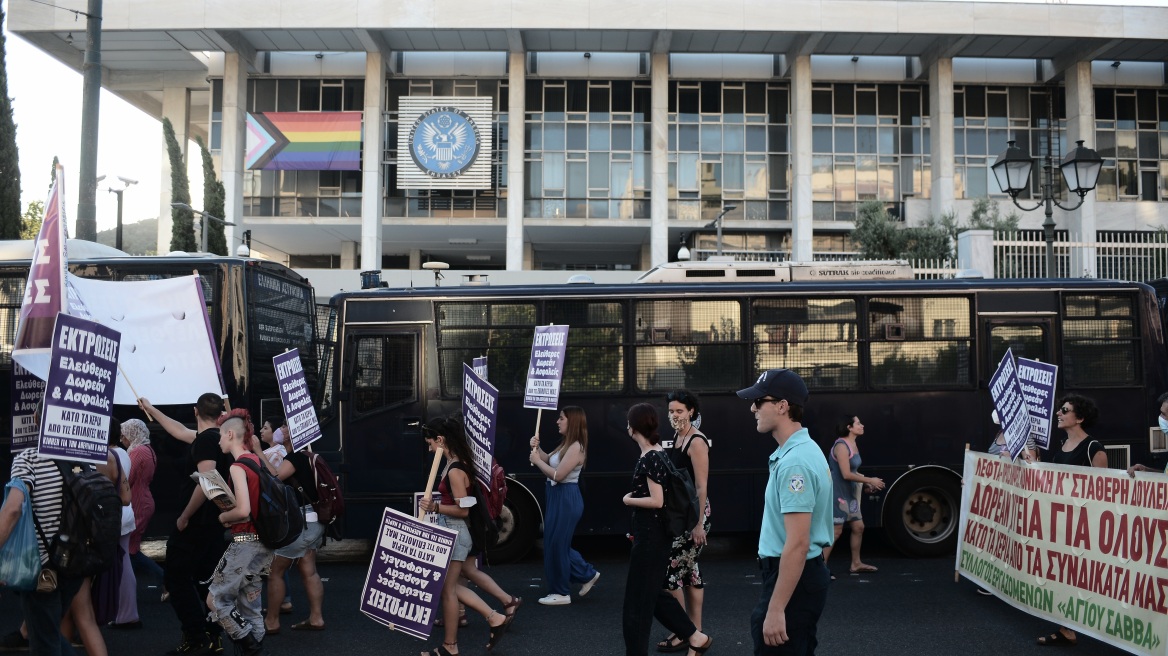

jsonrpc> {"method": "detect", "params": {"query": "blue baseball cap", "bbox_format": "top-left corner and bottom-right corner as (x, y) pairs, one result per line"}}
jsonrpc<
(736, 369), (809, 405)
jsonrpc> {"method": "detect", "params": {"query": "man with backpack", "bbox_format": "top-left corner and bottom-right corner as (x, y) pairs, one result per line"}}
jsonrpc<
(206, 415), (275, 656)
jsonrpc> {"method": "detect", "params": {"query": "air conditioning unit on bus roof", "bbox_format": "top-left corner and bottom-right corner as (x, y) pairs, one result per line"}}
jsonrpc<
(633, 260), (914, 284)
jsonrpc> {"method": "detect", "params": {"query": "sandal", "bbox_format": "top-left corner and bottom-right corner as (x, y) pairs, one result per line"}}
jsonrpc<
(422, 643), (457, 656)
(656, 634), (687, 653)
(1037, 631), (1077, 647)
(688, 635), (714, 655)
(849, 564), (878, 573)
(486, 612), (507, 651)
(433, 614), (468, 628)
(502, 596), (522, 631)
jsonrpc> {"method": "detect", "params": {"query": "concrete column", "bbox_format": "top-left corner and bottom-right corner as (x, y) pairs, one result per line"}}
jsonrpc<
(790, 55), (813, 262)
(523, 241), (534, 269)
(220, 54), (247, 253)
(507, 52), (526, 271)
(1065, 61), (1097, 278)
(650, 53), (669, 268)
(158, 87), (190, 253)
(957, 229), (994, 278)
(340, 241), (359, 269)
(409, 248), (421, 269)
(928, 59), (955, 221)
(361, 51), (386, 271)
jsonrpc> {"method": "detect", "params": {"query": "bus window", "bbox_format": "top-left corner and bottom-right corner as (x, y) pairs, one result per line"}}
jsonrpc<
(1062, 294), (1139, 387)
(752, 297), (859, 390)
(437, 302), (536, 396)
(634, 299), (743, 391)
(545, 301), (625, 392)
(868, 296), (973, 388)
(352, 333), (418, 414)
(0, 275), (22, 365)
(988, 324), (1046, 365)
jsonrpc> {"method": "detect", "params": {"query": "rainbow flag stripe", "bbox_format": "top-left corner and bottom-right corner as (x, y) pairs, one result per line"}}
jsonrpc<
(245, 111), (362, 171)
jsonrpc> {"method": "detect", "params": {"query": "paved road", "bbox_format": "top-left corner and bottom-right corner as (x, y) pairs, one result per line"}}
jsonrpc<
(0, 534), (1127, 656)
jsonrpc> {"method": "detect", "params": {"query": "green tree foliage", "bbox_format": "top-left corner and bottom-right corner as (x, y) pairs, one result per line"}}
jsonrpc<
(0, 6), (21, 239)
(966, 197), (1021, 233)
(851, 201), (907, 259)
(195, 136), (227, 255)
(20, 200), (43, 239)
(163, 118), (197, 252)
(96, 218), (157, 255)
(851, 198), (1024, 262)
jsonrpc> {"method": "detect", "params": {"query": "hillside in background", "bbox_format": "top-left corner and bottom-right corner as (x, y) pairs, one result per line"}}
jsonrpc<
(96, 218), (157, 255)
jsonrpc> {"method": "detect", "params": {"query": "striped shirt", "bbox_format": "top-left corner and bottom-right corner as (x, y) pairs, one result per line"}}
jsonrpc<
(10, 450), (65, 565)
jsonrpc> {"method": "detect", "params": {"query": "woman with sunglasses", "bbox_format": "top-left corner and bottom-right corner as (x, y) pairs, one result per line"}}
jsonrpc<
(419, 416), (520, 656)
(1036, 394), (1106, 647)
(622, 403), (713, 656)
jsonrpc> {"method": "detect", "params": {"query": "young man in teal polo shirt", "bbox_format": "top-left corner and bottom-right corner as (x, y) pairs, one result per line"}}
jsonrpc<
(737, 369), (833, 655)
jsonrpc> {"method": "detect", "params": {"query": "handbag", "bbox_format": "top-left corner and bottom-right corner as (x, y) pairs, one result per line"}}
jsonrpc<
(0, 478), (42, 591)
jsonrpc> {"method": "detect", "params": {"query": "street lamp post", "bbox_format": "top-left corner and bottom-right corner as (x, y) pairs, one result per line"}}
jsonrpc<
(709, 204), (738, 257)
(990, 94), (1102, 279)
(97, 175), (137, 251)
(170, 202), (236, 253)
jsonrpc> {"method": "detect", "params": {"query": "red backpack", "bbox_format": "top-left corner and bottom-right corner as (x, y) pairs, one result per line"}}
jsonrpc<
(291, 453), (345, 539)
(485, 461), (508, 521)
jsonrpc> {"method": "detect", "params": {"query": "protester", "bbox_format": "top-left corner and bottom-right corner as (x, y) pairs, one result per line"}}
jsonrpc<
(736, 369), (832, 655)
(264, 445), (326, 634)
(107, 421), (141, 629)
(121, 418), (166, 600)
(139, 393), (230, 655)
(529, 406), (600, 606)
(419, 416), (519, 656)
(822, 415), (883, 577)
(1036, 394), (1107, 647)
(1127, 391), (1168, 477)
(621, 403), (713, 656)
(259, 417), (288, 470)
(206, 413), (274, 656)
(656, 390), (712, 653)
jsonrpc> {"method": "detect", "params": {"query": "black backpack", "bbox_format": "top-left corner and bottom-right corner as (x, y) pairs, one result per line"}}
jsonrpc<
(35, 461), (122, 579)
(659, 452), (701, 538)
(448, 462), (499, 555)
(236, 457), (305, 550)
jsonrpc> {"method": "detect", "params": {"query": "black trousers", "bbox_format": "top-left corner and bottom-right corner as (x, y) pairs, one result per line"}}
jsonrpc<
(622, 510), (697, 656)
(751, 555), (830, 656)
(165, 521), (228, 636)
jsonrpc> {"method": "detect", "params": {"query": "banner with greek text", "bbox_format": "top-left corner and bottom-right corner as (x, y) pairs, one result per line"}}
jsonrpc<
(523, 324), (569, 411)
(1016, 357), (1058, 450)
(462, 363), (498, 490)
(39, 314), (120, 465)
(957, 451), (1168, 656)
(11, 362), (46, 453)
(472, 356), (487, 380)
(989, 349), (1033, 460)
(359, 507), (457, 640)
(273, 349), (321, 452)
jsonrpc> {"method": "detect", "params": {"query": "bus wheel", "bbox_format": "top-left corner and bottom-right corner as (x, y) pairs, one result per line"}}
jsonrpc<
(883, 470), (960, 557)
(487, 494), (539, 564)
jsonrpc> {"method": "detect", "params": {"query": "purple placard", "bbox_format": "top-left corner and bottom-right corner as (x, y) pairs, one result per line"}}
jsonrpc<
(523, 325), (569, 411)
(273, 349), (321, 452)
(359, 507), (457, 640)
(1016, 357), (1058, 450)
(472, 356), (487, 381)
(988, 349), (1032, 461)
(462, 363), (498, 490)
(11, 362), (46, 453)
(39, 314), (119, 464)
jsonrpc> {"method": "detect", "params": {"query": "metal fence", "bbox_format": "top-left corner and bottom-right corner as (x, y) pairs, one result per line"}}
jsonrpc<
(910, 258), (959, 279)
(993, 231), (1168, 281)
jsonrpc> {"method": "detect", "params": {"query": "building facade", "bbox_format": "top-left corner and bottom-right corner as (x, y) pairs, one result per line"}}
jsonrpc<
(11, 0), (1168, 274)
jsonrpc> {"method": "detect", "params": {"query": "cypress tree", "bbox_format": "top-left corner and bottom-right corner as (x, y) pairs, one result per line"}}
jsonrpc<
(195, 136), (227, 255)
(0, 6), (22, 239)
(163, 117), (197, 252)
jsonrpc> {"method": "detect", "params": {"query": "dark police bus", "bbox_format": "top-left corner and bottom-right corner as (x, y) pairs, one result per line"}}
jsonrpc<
(315, 261), (1167, 561)
(0, 240), (319, 533)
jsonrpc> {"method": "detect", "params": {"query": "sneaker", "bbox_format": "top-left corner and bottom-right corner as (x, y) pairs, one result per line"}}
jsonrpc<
(0, 629), (29, 650)
(579, 571), (601, 596)
(538, 594), (571, 606)
(166, 633), (211, 655)
(206, 633), (224, 655)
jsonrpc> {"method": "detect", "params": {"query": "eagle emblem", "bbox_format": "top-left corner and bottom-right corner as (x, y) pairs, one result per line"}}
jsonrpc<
(409, 107), (481, 179)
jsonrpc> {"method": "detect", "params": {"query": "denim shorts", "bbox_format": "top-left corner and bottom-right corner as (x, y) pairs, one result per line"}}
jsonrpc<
(437, 515), (473, 562)
(275, 513), (325, 560)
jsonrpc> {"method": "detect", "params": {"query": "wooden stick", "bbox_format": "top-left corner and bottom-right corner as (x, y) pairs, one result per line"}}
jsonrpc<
(118, 364), (154, 422)
(418, 447), (445, 520)
(530, 408), (543, 467)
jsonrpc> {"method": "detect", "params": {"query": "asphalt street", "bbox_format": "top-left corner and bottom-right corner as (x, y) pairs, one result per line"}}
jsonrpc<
(0, 534), (1128, 656)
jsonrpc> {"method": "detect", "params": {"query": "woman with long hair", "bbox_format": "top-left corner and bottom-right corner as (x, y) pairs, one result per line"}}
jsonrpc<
(529, 406), (601, 605)
(622, 403), (712, 656)
(419, 415), (521, 656)
(823, 415), (884, 576)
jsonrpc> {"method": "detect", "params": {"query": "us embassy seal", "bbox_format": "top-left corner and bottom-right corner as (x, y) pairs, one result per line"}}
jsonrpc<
(409, 107), (481, 179)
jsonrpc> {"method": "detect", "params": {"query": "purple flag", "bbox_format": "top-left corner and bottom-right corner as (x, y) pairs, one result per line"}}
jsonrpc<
(523, 325), (569, 411)
(10, 362), (46, 453)
(462, 363), (498, 490)
(273, 349), (321, 452)
(39, 314), (120, 465)
(13, 169), (70, 363)
(359, 507), (457, 640)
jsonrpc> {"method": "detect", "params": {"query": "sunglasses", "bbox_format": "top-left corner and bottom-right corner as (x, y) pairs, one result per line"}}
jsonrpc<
(751, 398), (782, 407)
(1056, 406), (1074, 415)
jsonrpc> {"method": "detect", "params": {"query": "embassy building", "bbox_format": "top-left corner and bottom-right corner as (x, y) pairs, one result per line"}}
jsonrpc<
(10, 0), (1168, 274)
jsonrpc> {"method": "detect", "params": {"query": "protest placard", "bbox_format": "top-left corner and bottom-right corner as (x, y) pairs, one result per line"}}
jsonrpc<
(11, 362), (46, 453)
(472, 356), (488, 380)
(39, 314), (120, 465)
(273, 349), (321, 452)
(1016, 357), (1058, 450)
(462, 363), (498, 490)
(988, 349), (1033, 461)
(413, 492), (440, 524)
(359, 507), (457, 640)
(957, 451), (1168, 656)
(523, 325), (569, 411)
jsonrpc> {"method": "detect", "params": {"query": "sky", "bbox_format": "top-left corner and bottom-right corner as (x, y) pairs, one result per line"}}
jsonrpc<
(4, 0), (1167, 236)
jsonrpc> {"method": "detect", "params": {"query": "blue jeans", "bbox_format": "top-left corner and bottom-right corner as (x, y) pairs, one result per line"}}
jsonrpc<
(543, 482), (596, 595)
(208, 539), (274, 642)
(17, 573), (83, 656)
